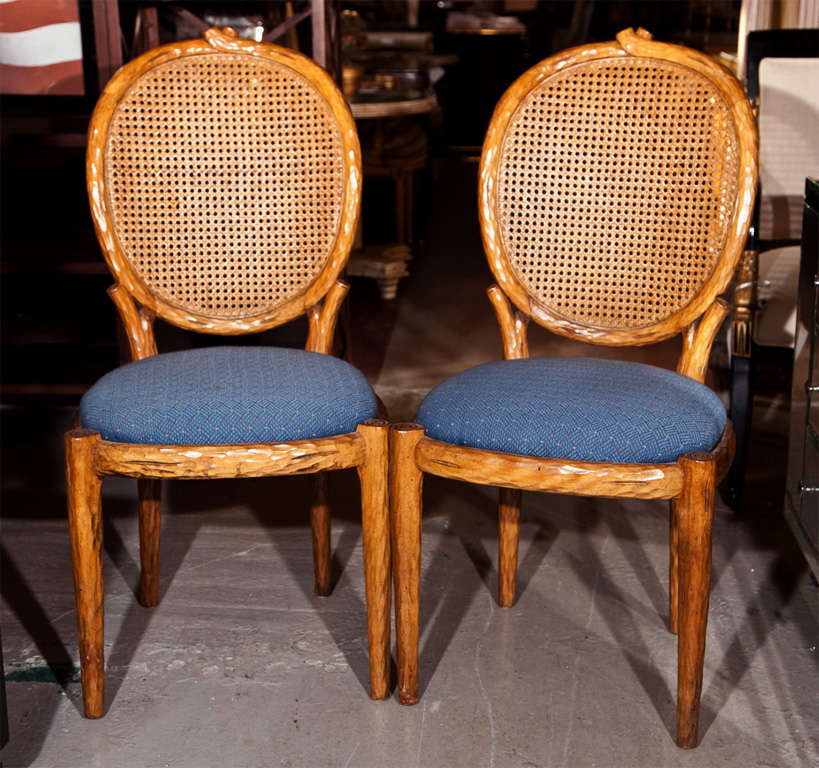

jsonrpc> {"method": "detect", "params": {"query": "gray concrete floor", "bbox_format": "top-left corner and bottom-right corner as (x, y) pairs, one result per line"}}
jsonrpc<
(2, 159), (817, 767)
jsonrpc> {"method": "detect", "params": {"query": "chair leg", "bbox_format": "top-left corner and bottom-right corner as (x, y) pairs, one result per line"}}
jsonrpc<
(138, 479), (161, 607)
(389, 422), (424, 705)
(356, 420), (391, 699)
(676, 453), (716, 748)
(311, 472), (331, 597)
(669, 499), (679, 634)
(65, 428), (105, 718)
(498, 488), (521, 608)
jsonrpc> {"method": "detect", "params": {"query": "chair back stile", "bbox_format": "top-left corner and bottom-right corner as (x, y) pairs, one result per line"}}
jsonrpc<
(86, 26), (361, 344)
(479, 28), (757, 358)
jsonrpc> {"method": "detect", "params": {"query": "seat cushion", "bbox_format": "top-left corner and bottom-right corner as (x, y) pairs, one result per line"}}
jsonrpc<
(80, 347), (378, 445)
(416, 358), (726, 464)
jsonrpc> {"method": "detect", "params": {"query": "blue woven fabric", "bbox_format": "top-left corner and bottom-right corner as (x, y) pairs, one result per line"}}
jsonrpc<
(80, 347), (379, 445)
(416, 357), (726, 464)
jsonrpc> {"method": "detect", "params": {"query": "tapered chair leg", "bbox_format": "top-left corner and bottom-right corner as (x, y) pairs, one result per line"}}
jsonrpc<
(498, 488), (521, 607)
(676, 452), (716, 748)
(389, 423), (424, 705)
(65, 428), (105, 718)
(138, 479), (161, 607)
(356, 420), (391, 699)
(311, 472), (332, 597)
(669, 498), (679, 634)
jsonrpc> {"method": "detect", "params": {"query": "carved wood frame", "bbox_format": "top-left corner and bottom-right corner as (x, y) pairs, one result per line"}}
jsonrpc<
(478, 27), (758, 348)
(67, 28), (388, 721)
(414, 420), (734, 501)
(87, 26), (362, 337)
(390, 28), (759, 749)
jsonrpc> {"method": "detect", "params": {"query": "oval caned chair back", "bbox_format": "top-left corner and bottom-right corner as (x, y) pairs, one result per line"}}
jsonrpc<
(87, 27), (360, 333)
(480, 28), (757, 345)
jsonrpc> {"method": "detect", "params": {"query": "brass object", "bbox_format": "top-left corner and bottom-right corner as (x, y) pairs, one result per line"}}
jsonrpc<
(341, 63), (363, 98)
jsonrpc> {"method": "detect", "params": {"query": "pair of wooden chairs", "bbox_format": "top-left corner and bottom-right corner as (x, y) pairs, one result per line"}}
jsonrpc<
(66, 27), (756, 749)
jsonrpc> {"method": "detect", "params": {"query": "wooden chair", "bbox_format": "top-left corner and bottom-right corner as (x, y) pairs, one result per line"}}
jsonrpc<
(389, 28), (757, 748)
(66, 27), (390, 718)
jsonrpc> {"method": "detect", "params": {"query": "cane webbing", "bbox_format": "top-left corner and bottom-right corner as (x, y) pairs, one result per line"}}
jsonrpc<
(105, 53), (344, 320)
(496, 57), (739, 330)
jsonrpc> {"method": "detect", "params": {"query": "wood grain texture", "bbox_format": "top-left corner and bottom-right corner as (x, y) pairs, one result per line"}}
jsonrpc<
(92, 434), (365, 479)
(478, 27), (757, 347)
(669, 498), (680, 635)
(310, 472), (331, 597)
(137, 479), (161, 607)
(675, 452), (716, 748)
(108, 284), (157, 361)
(415, 438), (684, 500)
(306, 279), (349, 355)
(712, 421), (736, 484)
(65, 429), (105, 718)
(71, 25), (389, 721)
(680, 322), (697, 374)
(498, 488), (521, 607)
(389, 423), (425, 706)
(389, 28), (752, 740)
(488, 284), (529, 360)
(676, 299), (731, 383)
(356, 420), (391, 699)
(86, 27), (361, 335)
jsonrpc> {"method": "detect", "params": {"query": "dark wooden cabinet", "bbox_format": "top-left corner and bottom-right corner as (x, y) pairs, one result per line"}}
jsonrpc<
(786, 177), (819, 576)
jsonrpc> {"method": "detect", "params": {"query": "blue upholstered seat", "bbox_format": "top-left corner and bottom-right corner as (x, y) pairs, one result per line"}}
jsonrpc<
(80, 347), (379, 445)
(416, 357), (726, 464)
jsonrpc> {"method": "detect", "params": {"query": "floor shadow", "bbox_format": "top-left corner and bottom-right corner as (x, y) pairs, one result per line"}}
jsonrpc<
(445, 482), (496, 591)
(101, 602), (156, 717)
(413, 478), (514, 698)
(329, 519), (364, 597)
(604, 509), (669, 625)
(514, 511), (558, 603)
(102, 480), (205, 713)
(102, 511), (140, 599)
(699, 547), (817, 749)
(456, 527), (493, 587)
(417, 533), (482, 699)
(454, 496), (557, 607)
(93, 472), (371, 714)
(0, 544), (79, 699)
(247, 471), (377, 698)
(1, 537), (81, 767)
(565, 535), (676, 743)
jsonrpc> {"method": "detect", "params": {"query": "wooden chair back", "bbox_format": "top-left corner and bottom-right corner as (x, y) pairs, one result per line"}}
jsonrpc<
(87, 27), (361, 335)
(479, 28), (757, 347)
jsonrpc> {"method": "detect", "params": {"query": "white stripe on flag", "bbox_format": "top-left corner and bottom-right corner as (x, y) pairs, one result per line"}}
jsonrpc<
(0, 22), (82, 67)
